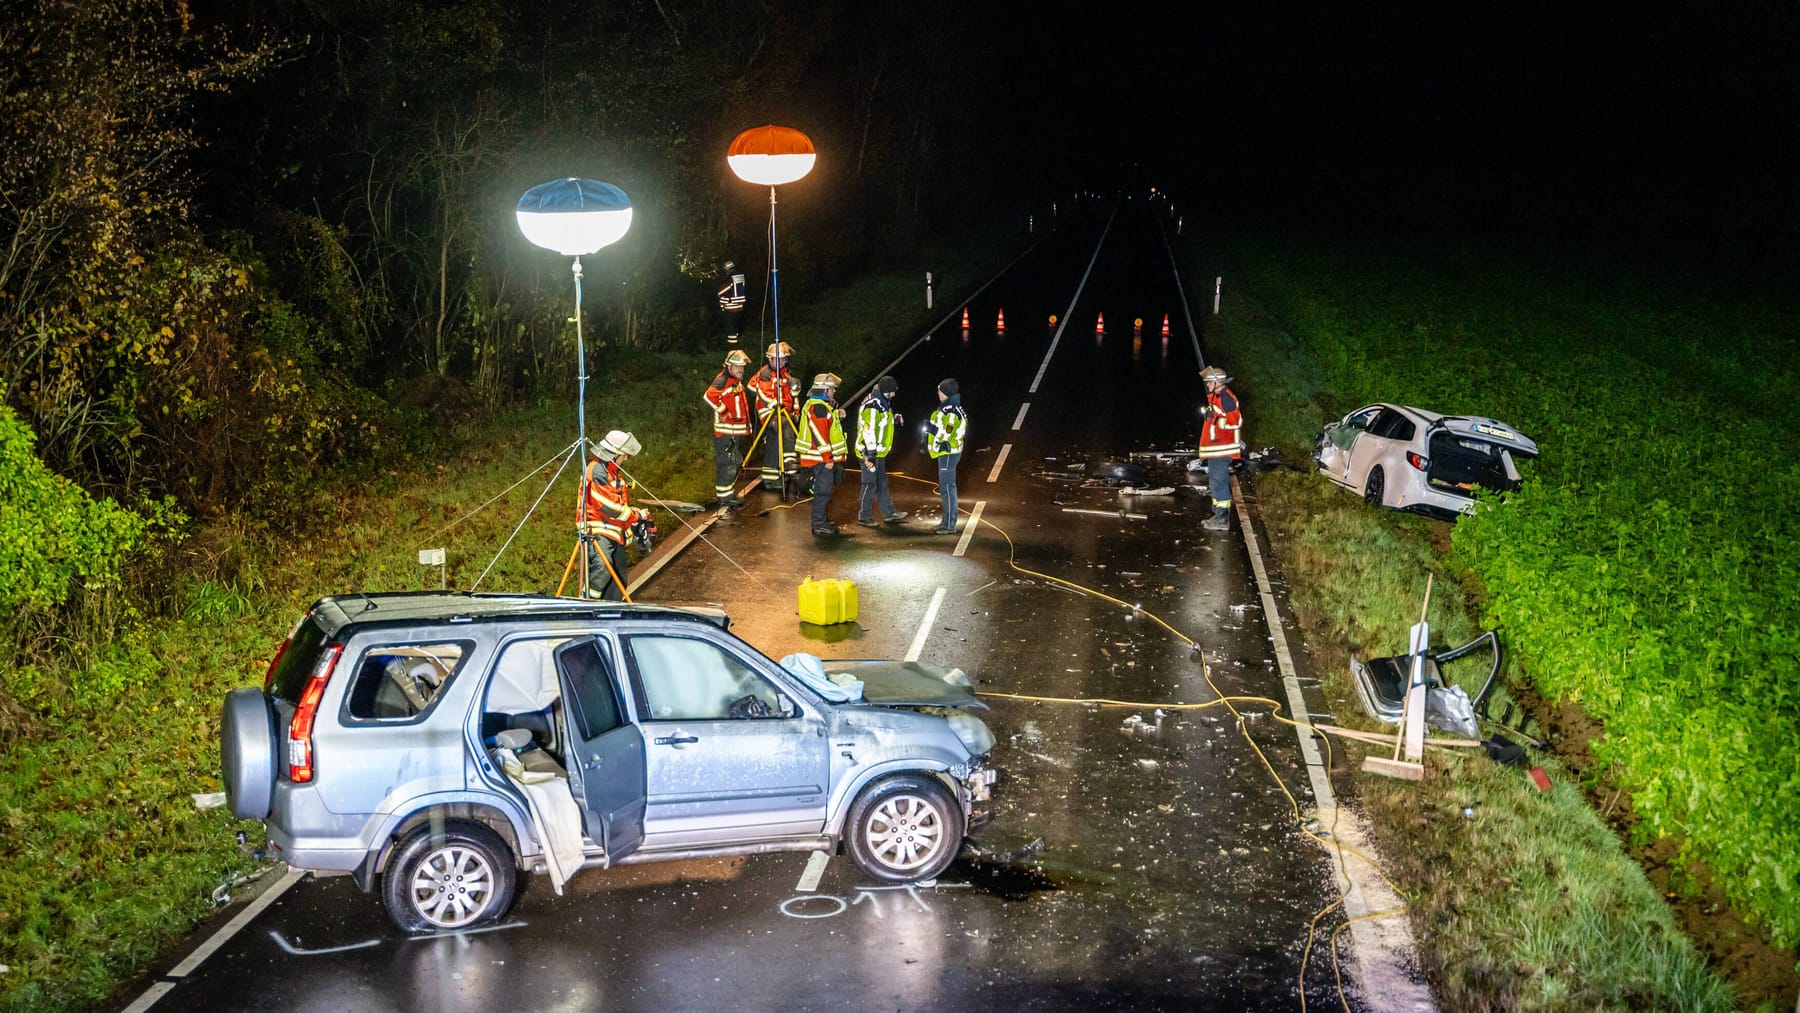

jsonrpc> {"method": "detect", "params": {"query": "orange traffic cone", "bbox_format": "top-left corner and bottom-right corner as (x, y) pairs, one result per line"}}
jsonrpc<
(996, 309), (1006, 333)
(1161, 314), (1171, 337)
(961, 307), (970, 329)
(1095, 312), (1105, 335)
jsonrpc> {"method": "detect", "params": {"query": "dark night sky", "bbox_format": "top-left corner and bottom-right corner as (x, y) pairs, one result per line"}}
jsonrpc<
(960, 2), (1799, 234)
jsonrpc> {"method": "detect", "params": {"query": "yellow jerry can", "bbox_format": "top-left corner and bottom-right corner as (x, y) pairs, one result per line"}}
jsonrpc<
(798, 577), (859, 626)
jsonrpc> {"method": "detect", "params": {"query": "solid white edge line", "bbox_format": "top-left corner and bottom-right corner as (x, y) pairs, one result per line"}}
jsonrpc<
(1229, 475), (1438, 1011)
(987, 445), (1012, 483)
(1158, 219), (1206, 370)
(906, 587), (949, 662)
(796, 850), (831, 893)
(1011, 403), (1030, 430)
(1029, 208), (1117, 394)
(121, 867), (308, 1012)
(953, 502), (984, 557)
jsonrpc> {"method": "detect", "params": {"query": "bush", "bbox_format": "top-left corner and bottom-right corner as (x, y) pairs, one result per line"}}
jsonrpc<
(0, 400), (145, 614)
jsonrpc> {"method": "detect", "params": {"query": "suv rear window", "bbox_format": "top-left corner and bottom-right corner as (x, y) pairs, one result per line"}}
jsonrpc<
(267, 615), (332, 703)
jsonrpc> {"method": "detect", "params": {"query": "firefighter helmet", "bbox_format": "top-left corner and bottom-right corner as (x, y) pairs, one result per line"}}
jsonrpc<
(765, 341), (793, 359)
(1200, 366), (1231, 384)
(724, 349), (751, 367)
(595, 430), (642, 461)
(811, 372), (842, 390)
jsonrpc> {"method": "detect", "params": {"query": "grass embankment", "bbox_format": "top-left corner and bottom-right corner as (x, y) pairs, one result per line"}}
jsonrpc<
(0, 225), (1024, 1013)
(1198, 232), (1797, 1010)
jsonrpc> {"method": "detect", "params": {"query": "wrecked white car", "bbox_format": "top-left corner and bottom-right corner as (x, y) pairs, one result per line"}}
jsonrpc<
(1313, 404), (1538, 517)
(220, 593), (997, 934)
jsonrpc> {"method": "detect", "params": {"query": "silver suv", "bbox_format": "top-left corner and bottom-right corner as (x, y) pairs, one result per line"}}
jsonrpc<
(220, 593), (998, 934)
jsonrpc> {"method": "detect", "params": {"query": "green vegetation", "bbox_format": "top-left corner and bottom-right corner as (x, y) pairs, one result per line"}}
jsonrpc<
(1199, 232), (1797, 1007)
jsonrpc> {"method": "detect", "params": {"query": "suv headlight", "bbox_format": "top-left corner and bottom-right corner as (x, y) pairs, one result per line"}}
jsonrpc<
(946, 714), (994, 757)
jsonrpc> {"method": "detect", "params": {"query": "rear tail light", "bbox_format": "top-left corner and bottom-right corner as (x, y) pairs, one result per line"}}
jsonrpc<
(287, 644), (343, 783)
(1406, 452), (1430, 471)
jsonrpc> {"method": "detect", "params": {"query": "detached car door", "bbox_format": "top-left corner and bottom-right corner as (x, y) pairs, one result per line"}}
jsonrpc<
(554, 636), (646, 865)
(621, 631), (829, 848)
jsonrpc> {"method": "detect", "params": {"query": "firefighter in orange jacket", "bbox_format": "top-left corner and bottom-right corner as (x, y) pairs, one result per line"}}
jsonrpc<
(1197, 366), (1242, 531)
(579, 430), (653, 600)
(749, 341), (801, 490)
(704, 349), (752, 506)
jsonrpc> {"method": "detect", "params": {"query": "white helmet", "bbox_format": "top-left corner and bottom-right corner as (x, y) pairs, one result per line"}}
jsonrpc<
(595, 430), (642, 460)
(1200, 365), (1231, 384)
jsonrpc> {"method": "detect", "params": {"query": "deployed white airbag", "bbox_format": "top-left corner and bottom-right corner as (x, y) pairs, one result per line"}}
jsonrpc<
(780, 652), (865, 702)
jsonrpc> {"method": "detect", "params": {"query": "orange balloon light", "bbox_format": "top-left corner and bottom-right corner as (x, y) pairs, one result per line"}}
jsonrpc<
(728, 125), (818, 186)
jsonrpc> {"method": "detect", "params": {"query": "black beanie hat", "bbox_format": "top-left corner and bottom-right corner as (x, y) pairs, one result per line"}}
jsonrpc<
(878, 376), (899, 394)
(938, 378), (959, 396)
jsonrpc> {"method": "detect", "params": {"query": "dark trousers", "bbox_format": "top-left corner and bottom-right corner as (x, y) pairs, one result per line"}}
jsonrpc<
(936, 453), (961, 529)
(712, 433), (742, 497)
(1207, 457), (1232, 515)
(858, 456), (896, 521)
(810, 462), (838, 529)
(583, 537), (628, 600)
(720, 309), (743, 342)
(761, 411), (795, 484)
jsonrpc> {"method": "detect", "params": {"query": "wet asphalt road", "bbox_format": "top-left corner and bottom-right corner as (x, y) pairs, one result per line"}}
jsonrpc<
(134, 201), (1366, 1011)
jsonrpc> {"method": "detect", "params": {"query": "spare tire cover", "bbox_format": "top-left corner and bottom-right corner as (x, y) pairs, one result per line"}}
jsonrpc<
(221, 687), (279, 820)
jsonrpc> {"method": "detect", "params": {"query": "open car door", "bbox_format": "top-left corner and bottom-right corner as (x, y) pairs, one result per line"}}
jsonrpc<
(555, 637), (646, 866)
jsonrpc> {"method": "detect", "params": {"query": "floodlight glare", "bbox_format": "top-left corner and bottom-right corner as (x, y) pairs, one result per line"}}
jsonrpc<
(727, 125), (817, 186)
(516, 178), (633, 255)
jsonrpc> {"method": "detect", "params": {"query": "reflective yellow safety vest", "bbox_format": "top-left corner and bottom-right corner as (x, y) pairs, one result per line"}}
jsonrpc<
(857, 393), (897, 458)
(926, 403), (967, 459)
(796, 396), (848, 466)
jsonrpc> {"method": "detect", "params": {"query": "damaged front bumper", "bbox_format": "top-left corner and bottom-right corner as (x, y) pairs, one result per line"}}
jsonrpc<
(955, 761), (999, 831)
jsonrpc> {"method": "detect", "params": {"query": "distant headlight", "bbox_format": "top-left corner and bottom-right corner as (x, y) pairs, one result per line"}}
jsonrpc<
(947, 714), (994, 757)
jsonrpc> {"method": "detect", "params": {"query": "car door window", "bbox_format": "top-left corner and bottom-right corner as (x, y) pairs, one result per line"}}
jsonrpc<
(623, 635), (784, 720)
(344, 641), (472, 721)
(1368, 409), (1416, 441)
(557, 638), (627, 739)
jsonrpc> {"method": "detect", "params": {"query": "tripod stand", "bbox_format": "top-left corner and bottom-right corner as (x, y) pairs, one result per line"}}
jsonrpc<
(740, 404), (804, 500)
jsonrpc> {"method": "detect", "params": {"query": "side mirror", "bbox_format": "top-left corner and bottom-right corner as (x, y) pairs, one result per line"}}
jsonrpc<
(777, 694), (797, 718)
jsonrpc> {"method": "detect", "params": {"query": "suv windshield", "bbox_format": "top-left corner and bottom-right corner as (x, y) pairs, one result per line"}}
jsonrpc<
(267, 616), (332, 703)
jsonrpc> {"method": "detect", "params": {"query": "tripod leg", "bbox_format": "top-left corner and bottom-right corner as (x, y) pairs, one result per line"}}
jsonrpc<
(556, 539), (581, 598)
(741, 408), (774, 468)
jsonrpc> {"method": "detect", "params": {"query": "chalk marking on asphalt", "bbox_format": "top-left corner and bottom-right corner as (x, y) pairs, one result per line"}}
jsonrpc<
(906, 587), (948, 661)
(120, 867), (307, 1012)
(796, 850), (831, 893)
(269, 930), (384, 956)
(1157, 218), (1206, 370)
(987, 445), (1012, 482)
(406, 921), (529, 942)
(1011, 403), (1030, 430)
(1029, 208), (1116, 394)
(954, 502), (984, 557)
(779, 894), (848, 919)
(1230, 474), (1438, 1011)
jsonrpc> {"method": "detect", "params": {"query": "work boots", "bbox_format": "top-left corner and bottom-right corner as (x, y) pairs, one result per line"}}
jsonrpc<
(1201, 511), (1231, 531)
